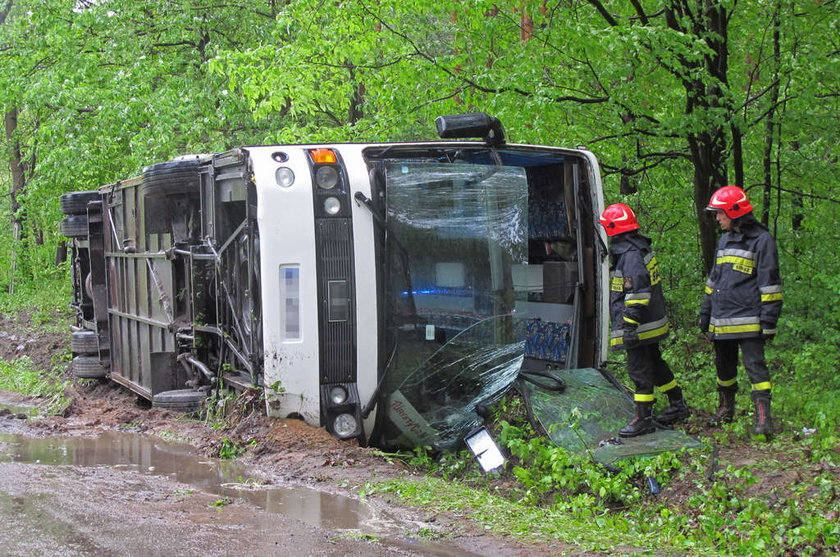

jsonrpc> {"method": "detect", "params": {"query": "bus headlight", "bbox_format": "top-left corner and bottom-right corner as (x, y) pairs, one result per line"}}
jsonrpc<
(333, 413), (358, 438)
(329, 386), (348, 405)
(315, 165), (339, 189)
(323, 196), (341, 215)
(275, 167), (295, 188)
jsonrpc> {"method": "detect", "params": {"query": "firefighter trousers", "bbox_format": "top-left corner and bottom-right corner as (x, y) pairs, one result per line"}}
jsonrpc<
(713, 337), (771, 401)
(626, 342), (676, 397)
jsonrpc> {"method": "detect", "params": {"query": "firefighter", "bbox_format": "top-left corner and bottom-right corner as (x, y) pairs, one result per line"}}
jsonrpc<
(600, 204), (689, 437)
(701, 186), (783, 436)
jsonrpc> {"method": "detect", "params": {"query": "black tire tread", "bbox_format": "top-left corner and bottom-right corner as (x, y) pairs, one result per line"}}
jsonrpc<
(142, 157), (207, 199)
(152, 388), (208, 412)
(70, 330), (98, 354)
(60, 191), (100, 215)
(60, 215), (89, 239)
(72, 356), (107, 379)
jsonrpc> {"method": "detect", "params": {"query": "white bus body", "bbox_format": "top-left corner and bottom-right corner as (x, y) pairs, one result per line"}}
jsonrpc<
(61, 114), (609, 449)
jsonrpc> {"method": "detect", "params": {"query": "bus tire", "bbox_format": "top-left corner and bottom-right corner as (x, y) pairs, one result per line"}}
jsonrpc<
(60, 215), (88, 239)
(152, 389), (207, 412)
(70, 330), (98, 354)
(142, 157), (204, 199)
(60, 191), (99, 215)
(72, 356), (107, 379)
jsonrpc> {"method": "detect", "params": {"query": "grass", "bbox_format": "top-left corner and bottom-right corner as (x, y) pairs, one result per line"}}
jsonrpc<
(362, 437), (839, 555)
(0, 274), (74, 415)
(0, 274), (72, 331)
(0, 356), (71, 414)
(360, 376), (839, 556)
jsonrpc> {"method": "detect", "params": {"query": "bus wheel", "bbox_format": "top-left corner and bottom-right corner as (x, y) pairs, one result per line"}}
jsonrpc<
(60, 191), (99, 215)
(152, 389), (208, 412)
(59, 215), (89, 238)
(72, 356), (107, 379)
(70, 330), (98, 354)
(141, 156), (206, 198)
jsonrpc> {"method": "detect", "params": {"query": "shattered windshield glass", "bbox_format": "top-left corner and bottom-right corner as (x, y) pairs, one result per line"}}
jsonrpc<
(380, 162), (529, 450)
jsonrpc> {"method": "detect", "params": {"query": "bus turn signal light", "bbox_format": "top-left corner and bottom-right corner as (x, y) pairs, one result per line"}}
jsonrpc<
(309, 148), (337, 164)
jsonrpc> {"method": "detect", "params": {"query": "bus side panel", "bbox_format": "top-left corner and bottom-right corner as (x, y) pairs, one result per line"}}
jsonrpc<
(249, 148), (321, 424)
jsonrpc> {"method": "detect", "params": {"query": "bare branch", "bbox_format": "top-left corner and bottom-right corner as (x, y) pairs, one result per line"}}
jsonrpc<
(587, 0), (619, 26)
(409, 90), (462, 113)
(747, 182), (840, 205)
(359, 1), (608, 105)
(628, 0), (650, 25)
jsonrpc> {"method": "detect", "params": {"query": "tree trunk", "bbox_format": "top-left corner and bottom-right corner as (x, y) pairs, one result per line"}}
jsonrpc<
(673, 0), (732, 274)
(689, 133), (726, 274)
(4, 107), (26, 292)
(761, 2), (782, 227)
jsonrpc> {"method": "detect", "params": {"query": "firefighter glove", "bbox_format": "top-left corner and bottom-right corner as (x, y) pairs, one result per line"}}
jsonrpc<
(623, 327), (640, 348)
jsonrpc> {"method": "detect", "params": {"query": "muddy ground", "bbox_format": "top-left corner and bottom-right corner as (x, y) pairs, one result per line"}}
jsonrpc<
(2, 310), (838, 555)
(0, 311), (570, 556)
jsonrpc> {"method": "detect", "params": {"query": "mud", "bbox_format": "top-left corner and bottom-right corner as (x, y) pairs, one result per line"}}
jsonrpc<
(0, 460), (439, 557)
(6, 310), (835, 556)
(0, 311), (557, 556)
(0, 428), (494, 556)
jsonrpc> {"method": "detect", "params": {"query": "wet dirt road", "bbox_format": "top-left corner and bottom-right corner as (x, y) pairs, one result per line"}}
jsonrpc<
(0, 426), (478, 557)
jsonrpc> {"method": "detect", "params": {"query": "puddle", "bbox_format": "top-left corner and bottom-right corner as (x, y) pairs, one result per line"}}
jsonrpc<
(0, 430), (371, 530)
(0, 431), (480, 556)
(0, 401), (38, 418)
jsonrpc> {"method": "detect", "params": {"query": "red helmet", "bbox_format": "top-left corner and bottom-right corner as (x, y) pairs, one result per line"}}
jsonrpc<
(706, 185), (753, 218)
(599, 203), (639, 236)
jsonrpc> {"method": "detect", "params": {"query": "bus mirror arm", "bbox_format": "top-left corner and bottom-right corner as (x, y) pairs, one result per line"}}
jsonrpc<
(596, 230), (608, 261)
(360, 344), (398, 419)
(354, 189), (419, 312)
(354, 192), (386, 228)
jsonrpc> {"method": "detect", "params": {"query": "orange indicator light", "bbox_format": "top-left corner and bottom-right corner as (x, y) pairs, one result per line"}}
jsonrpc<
(309, 148), (338, 164)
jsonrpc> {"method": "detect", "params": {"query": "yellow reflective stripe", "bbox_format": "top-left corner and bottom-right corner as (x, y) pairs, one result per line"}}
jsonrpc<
(752, 382), (772, 391)
(704, 285), (713, 295)
(658, 380), (677, 393)
(646, 257), (662, 285)
(718, 378), (737, 387)
(639, 324), (669, 339)
(716, 255), (755, 274)
(710, 323), (761, 334)
(624, 317), (640, 325)
(625, 299), (650, 306)
(761, 293), (783, 302)
(610, 337), (622, 347)
(634, 393), (655, 402)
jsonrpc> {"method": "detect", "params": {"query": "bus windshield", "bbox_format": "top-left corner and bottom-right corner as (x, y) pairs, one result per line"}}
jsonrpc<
(380, 162), (529, 449)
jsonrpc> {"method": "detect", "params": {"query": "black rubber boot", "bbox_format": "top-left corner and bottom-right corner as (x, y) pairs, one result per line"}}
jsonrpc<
(655, 398), (690, 425)
(620, 402), (655, 437)
(752, 398), (772, 436)
(708, 389), (736, 426)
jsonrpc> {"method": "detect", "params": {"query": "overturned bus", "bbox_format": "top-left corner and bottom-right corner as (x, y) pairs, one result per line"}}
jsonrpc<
(60, 113), (611, 451)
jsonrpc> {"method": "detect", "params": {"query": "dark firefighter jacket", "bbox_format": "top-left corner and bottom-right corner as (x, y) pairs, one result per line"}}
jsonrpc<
(700, 217), (783, 340)
(608, 232), (669, 350)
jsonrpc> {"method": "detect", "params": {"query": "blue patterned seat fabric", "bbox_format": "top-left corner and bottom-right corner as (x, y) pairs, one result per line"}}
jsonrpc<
(525, 319), (570, 363)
